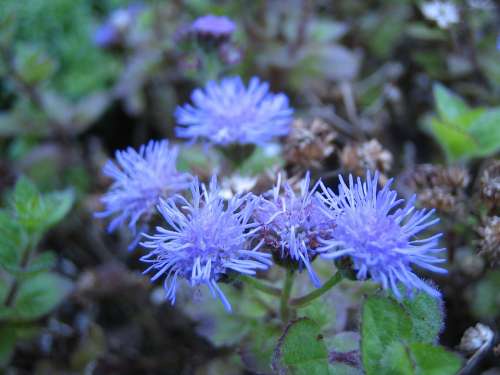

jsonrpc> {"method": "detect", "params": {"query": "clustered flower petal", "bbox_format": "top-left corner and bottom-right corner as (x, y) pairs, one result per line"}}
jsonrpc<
(420, 1), (459, 29)
(191, 14), (236, 39)
(253, 173), (335, 287)
(175, 76), (294, 146)
(96, 140), (192, 234)
(318, 171), (447, 299)
(140, 176), (272, 311)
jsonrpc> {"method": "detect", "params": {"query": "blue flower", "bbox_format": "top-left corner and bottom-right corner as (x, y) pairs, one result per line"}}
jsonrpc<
(175, 76), (293, 146)
(191, 14), (236, 39)
(140, 176), (272, 311)
(96, 140), (192, 234)
(318, 171), (447, 299)
(253, 173), (334, 287)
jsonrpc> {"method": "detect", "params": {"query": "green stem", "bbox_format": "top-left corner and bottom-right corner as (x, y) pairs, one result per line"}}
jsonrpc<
(280, 269), (295, 322)
(290, 272), (342, 308)
(239, 275), (281, 297)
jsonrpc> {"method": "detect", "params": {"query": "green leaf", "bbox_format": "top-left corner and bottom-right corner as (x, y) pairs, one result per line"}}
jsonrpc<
(409, 343), (462, 375)
(433, 84), (470, 124)
(273, 318), (329, 375)
(468, 108), (500, 157)
(12, 177), (74, 232)
(14, 45), (56, 84)
(13, 272), (72, 320)
(401, 292), (444, 344)
(379, 341), (414, 375)
(361, 296), (412, 375)
(471, 270), (500, 320)
(0, 210), (28, 271)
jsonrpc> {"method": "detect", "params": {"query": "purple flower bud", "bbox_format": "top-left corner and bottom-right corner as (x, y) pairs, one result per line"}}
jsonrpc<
(191, 14), (236, 40)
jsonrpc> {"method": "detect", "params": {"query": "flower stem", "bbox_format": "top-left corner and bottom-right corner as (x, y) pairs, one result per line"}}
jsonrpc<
(239, 275), (281, 297)
(280, 269), (295, 322)
(290, 272), (342, 308)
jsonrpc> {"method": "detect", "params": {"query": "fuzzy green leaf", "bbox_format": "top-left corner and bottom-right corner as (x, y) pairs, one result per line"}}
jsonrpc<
(274, 318), (329, 375)
(361, 296), (412, 375)
(402, 292), (444, 344)
(433, 84), (470, 124)
(0, 210), (28, 271)
(409, 343), (462, 375)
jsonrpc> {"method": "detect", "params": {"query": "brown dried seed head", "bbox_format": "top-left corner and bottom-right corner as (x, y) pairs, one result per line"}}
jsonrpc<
(478, 216), (500, 267)
(284, 118), (336, 169)
(480, 160), (500, 205)
(340, 139), (393, 176)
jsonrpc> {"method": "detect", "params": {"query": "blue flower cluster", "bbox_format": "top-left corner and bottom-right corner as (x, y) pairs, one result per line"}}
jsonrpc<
(97, 73), (447, 310)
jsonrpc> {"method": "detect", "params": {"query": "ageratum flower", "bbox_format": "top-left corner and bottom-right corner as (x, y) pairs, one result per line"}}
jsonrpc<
(318, 171), (447, 299)
(96, 140), (192, 234)
(175, 76), (293, 146)
(140, 176), (272, 311)
(253, 173), (335, 287)
(191, 14), (236, 39)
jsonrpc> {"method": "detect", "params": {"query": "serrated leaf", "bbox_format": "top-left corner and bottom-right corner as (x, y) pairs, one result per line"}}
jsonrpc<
(433, 84), (470, 124)
(409, 343), (462, 375)
(12, 177), (74, 232)
(401, 292), (444, 344)
(361, 296), (412, 375)
(13, 272), (72, 320)
(273, 318), (329, 375)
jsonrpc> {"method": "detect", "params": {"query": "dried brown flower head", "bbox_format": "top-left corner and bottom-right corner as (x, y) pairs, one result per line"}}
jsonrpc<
(284, 118), (336, 169)
(480, 160), (500, 208)
(340, 139), (393, 177)
(478, 216), (500, 267)
(405, 164), (469, 214)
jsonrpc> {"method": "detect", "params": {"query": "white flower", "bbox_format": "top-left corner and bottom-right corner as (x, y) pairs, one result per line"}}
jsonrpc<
(421, 1), (459, 29)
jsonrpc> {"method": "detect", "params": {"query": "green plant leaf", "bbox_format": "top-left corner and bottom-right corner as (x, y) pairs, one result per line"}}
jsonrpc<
(12, 177), (74, 232)
(15, 45), (56, 84)
(401, 292), (444, 344)
(13, 272), (72, 320)
(273, 318), (330, 375)
(0, 210), (28, 271)
(433, 84), (470, 124)
(409, 343), (462, 375)
(361, 296), (412, 375)
(468, 108), (500, 157)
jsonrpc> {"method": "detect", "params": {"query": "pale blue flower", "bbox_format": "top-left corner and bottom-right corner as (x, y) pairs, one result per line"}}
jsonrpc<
(96, 140), (192, 234)
(253, 173), (335, 287)
(318, 171), (447, 299)
(175, 76), (293, 146)
(140, 176), (272, 311)
(191, 14), (236, 39)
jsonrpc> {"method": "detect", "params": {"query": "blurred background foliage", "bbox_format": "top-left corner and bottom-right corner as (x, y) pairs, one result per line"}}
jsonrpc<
(0, 0), (499, 374)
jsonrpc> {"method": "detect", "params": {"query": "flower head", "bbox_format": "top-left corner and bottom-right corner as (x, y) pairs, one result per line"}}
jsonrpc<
(96, 140), (192, 234)
(94, 4), (143, 48)
(318, 171), (447, 299)
(253, 173), (334, 287)
(421, 1), (459, 29)
(191, 14), (236, 39)
(175, 76), (293, 146)
(140, 176), (272, 311)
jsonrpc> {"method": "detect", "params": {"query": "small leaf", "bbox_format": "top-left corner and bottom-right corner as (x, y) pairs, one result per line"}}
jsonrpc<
(468, 108), (500, 157)
(409, 343), (462, 375)
(379, 341), (414, 375)
(15, 45), (56, 85)
(43, 189), (75, 228)
(13, 272), (72, 320)
(361, 296), (412, 375)
(273, 318), (329, 375)
(433, 84), (470, 124)
(401, 291), (444, 344)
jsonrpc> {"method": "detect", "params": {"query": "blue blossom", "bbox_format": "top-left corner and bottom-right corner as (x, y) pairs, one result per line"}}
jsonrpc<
(93, 4), (143, 48)
(96, 140), (192, 234)
(175, 76), (293, 146)
(253, 173), (334, 287)
(191, 14), (236, 39)
(140, 176), (272, 311)
(317, 171), (447, 299)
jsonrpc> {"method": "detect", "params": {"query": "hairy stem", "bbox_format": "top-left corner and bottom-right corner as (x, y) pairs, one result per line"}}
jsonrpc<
(280, 269), (295, 323)
(290, 272), (342, 308)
